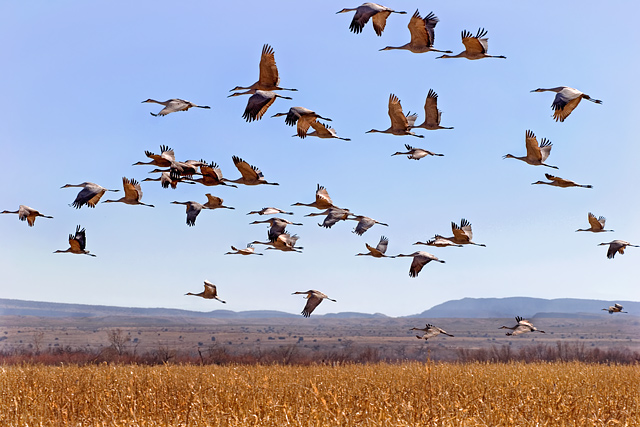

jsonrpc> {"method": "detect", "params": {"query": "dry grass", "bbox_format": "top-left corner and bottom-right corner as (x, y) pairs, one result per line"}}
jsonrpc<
(1, 362), (638, 426)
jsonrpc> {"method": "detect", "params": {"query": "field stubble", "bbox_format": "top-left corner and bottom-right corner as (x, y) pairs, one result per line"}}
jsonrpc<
(1, 361), (638, 426)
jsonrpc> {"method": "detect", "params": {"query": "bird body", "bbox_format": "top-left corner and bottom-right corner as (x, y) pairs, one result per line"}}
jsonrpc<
(293, 184), (337, 210)
(356, 235), (394, 258)
(503, 130), (557, 169)
(172, 195), (233, 226)
(252, 232), (303, 252)
(247, 207), (294, 216)
(348, 215), (388, 235)
(414, 235), (463, 248)
(367, 94), (423, 138)
(306, 207), (351, 229)
(142, 99), (210, 116)
(133, 145), (175, 167)
(250, 217), (303, 242)
(303, 121), (350, 141)
(337, 3), (406, 36)
(229, 156), (278, 186)
(598, 240), (638, 259)
(186, 280), (226, 303)
(532, 174), (592, 189)
(225, 244), (263, 256)
(602, 303), (627, 314)
(242, 90), (292, 122)
(445, 219), (486, 247)
(394, 251), (444, 277)
(272, 107), (332, 138)
(531, 87), (602, 122)
(229, 44), (297, 94)
(411, 324), (454, 340)
(380, 10), (450, 54)
(392, 144), (443, 160)
(61, 182), (120, 208)
(292, 290), (336, 317)
(500, 316), (545, 336)
(2, 205), (53, 227)
(576, 213), (612, 233)
(437, 28), (505, 60)
(103, 177), (154, 207)
(54, 225), (95, 256)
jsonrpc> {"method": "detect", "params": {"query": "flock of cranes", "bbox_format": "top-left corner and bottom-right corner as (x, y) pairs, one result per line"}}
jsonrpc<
(2, 2), (634, 338)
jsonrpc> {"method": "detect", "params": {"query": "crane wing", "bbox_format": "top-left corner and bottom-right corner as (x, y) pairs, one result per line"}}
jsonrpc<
(243, 91), (276, 122)
(376, 236), (389, 254)
(258, 44), (280, 88)
(73, 226), (87, 251)
(388, 94), (409, 129)
(424, 89), (440, 126)
(349, 6), (375, 34)
(371, 10), (391, 36)
(409, 255), (427, 277)
(302, 294), (323, 317)
(315, 185), (333, 207)
(553, 96), (582, 122)
(407, 10), (433, 48)
(524, 130), (542, 161)
(232, 156), (259, 181)
(461, 29), (487, 55)
(353, 217), (374, 235)
(185, 204), (201, 226)
(122, 177), (139, 201)
(587, 212), (603, 230)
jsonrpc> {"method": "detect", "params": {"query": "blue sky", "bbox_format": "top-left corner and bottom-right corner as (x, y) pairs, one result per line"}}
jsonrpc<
(1, 1), (639, 317)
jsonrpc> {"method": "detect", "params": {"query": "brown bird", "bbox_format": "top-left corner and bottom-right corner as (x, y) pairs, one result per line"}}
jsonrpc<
(229, 156), (279, 186)
(53, 225), (95, 257)
(411, 324), (454, 340)
(225, 244), (263, 256)
(292, 184), (337, 210)
(132, 145), (175, 167)
(171, 195), (233, 226)
(61, 182), (121, 208)
(242, 90), (292, 122)
(2, 205), (53, 227)
(336, 3), (406, 36)
(437, 28), (506, 60)
(503, 130), (558, 169)
(500, 316), (545, 336)
(292, 290), (336, 317)
(602, 303), (627, 314)
(272, 107), (332, 139)
(300, 121), (351, 141)
(366, 94), (423, 138)
(306, 207), (351, 229)
(598, 240), (639, 259)
(394, 251), (444, 277)
(392, 144), (443, 160)
(250, 217), (302, 242)
(185, 280), (226, 303)
(229, 44), (297, 95)
(531, 86), (602, 122)
(252, 231), (303, 253)
(532, 174), (592, 189)
(414, 235), (463, 248)
(347, 215), (388, 236)
(183, 161), (237, 188)
(356, 235), (394, 258)
(410, 89), (453, 131)
(247, 207), (294, 216)
(142, 99), (210, 116)
(576, 213), (613, 233)
(438, 219), (486, 247)
(103, 177), (154, 207)
(380, 10), (451, 54)
(142, 172), (195, 189)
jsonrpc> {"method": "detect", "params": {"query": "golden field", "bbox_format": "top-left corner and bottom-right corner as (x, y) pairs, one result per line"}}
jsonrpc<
(1, 362), (638, 426)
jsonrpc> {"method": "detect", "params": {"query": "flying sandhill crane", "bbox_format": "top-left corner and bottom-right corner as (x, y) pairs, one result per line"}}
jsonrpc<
(229, 156), (279, 186)
(142, 99), (210, 117)
(531, 87), (602, 122)
(171, 195), (233, 227)
(185, 280), (226, 303)
(500, 316), (545, 336)
(442, 219), (486, 247)
(2, 205), (53, 227)
(437, 28), (506, 60)
(247, 207), (294, 216)
(598, 240), (639, 259)
(532, 174), (592, 189)
(132, 145), (175, 167)
(184, 161), (237, 188)
(411, 324), (454, 340)
(292, 184), (337, 210)
(414, 235), (463, 248)
(272, 107), (332, 138)
(347, 215), (388, 235)
(252, 231), (303, 253)
(503, 130), (558, 169)
(242, 90), (292, 122)
(602, 303), (627, 314)
(576, 213), (613, 233)
(149, 160), (204, 181)
(250, 217), (303, 242)
(356, 235), (394, 258)
(61, 182), (120, 208)
(143, 172), (196, 189)
(103, 177), (154, 207)
(292, 290), (336, 317)
(411, 89), (453, 131)
(380, 10), (451, 54)
(229, 44), (297, 95)
(306, 207), (351, 229)
(394, 251), (444, 277)
(225, 244), (263, 256)
(54, 225), (95, 257)
(392, 144), (443, 160)
(299, 121), (351, 141)
(336, 3), (406, 36)
(367, 94), (424, 138)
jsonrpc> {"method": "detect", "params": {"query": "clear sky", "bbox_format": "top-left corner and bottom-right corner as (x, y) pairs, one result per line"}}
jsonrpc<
(1, 1), (639, 317)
